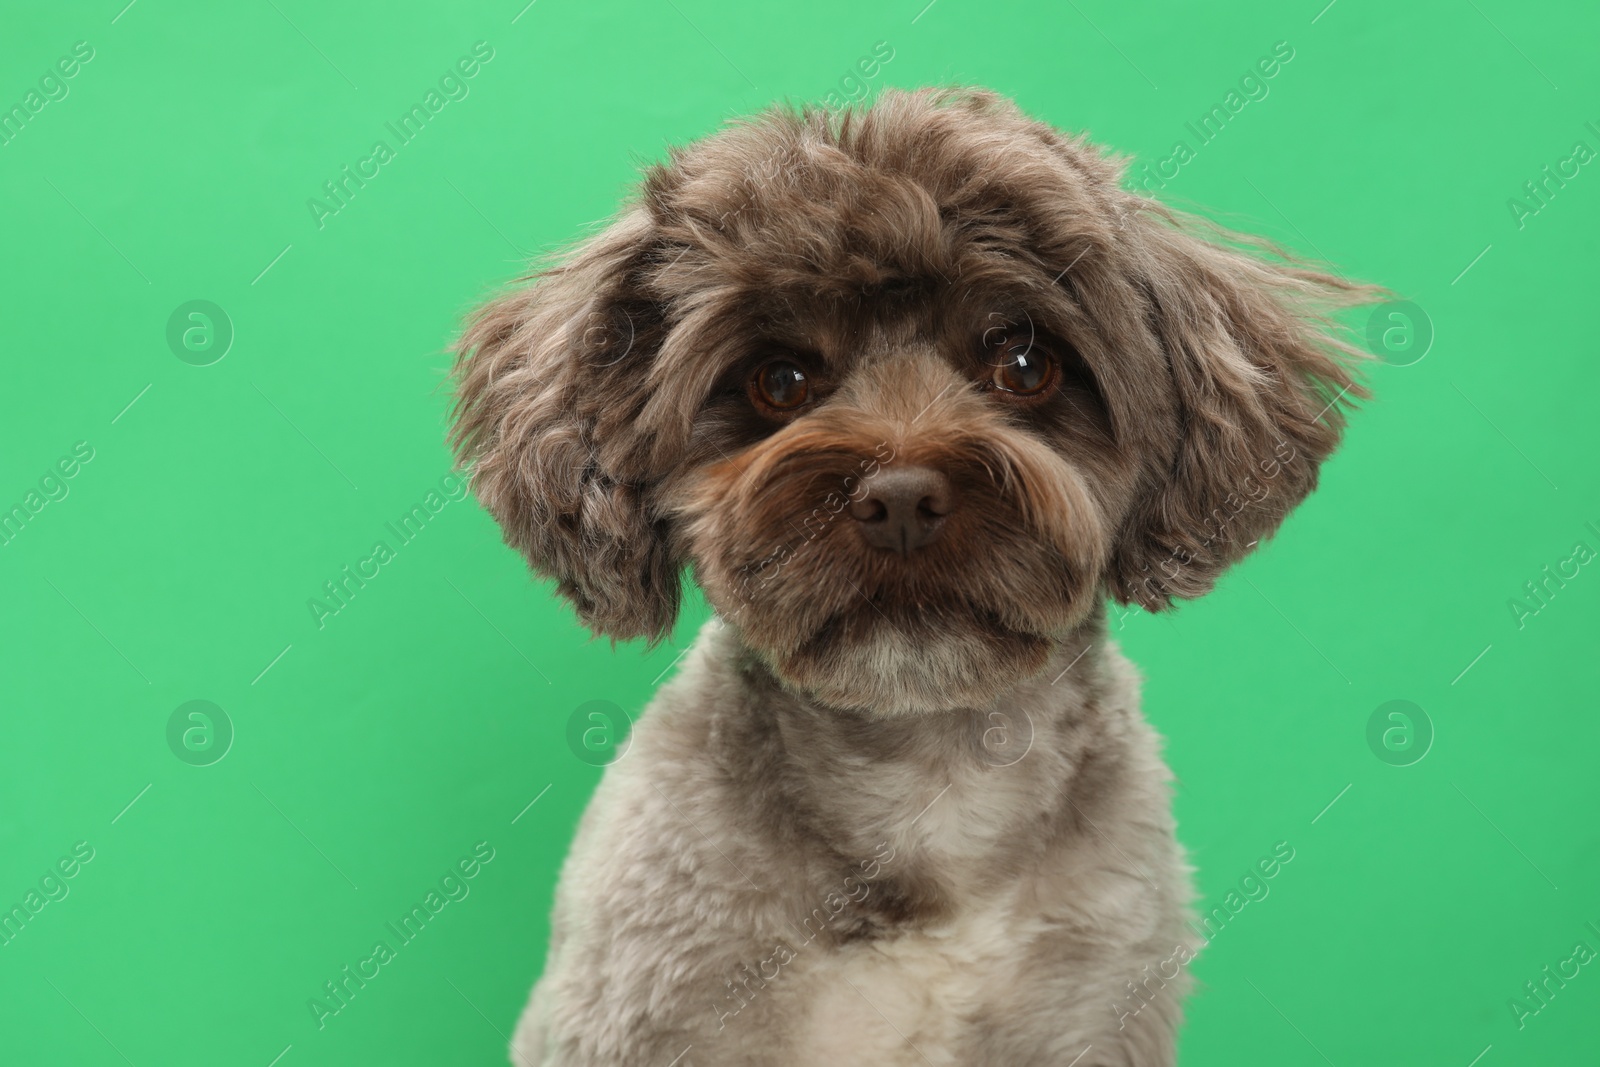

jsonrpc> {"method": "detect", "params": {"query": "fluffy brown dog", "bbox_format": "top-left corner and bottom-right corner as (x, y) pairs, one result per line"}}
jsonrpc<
(450, 87), (1375, 1066)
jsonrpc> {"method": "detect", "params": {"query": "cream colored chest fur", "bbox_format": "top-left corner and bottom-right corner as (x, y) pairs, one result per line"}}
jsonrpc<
(792, 891), (1043, 1067)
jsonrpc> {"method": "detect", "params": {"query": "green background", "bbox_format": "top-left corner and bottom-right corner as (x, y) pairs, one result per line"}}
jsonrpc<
(2, 0), (1596, 1064)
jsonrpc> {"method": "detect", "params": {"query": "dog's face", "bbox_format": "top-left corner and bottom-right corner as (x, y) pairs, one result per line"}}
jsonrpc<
(451, 89), (1374, 715)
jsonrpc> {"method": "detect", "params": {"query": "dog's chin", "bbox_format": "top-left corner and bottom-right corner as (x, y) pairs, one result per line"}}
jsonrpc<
(755, 605), (1060, 717)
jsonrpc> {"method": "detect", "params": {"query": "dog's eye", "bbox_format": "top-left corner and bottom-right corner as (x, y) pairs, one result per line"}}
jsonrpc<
(750, 360), (811, 413)
(987, 340), (1057, 397)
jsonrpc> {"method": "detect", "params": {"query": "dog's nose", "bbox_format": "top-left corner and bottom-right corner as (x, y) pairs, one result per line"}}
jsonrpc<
(848, 466), (953, 554)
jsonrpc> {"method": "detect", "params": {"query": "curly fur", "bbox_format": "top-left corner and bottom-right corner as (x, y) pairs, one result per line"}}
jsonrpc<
(449, 87), (1379, 1066)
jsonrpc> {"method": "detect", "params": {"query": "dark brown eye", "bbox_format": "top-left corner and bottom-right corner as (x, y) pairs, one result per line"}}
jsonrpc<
(750, 360), (811, 413)
(988, 340), (1057, 397)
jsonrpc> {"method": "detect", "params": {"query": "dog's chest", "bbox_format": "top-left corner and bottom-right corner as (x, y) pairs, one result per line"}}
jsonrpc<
(788, 890), (1037, 1067)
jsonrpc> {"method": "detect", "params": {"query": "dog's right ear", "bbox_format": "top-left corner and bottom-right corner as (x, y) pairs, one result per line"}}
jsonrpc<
(449, 206), (681, 645)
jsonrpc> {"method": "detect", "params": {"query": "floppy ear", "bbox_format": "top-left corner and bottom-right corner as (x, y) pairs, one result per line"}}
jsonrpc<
(1107, 204), (1383, 611)
(449, 206), (681, 644)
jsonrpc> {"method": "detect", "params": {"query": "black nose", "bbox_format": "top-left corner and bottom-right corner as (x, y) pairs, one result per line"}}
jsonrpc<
(848, 466), (953, 554)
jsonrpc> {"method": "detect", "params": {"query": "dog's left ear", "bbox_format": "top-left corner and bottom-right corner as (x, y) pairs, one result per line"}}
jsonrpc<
(1106, 203), (1382, 611)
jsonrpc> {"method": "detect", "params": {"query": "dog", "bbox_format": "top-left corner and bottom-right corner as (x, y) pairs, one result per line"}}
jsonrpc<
(449, 87), (1377, 1067)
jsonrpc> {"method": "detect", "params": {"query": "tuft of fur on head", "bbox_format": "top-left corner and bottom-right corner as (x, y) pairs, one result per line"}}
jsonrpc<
(449, 86), (1383, 711)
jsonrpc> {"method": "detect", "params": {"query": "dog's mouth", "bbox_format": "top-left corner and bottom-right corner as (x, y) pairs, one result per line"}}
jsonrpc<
(795, 596), (1056, 667)
(767, 596), (1060, 715)
(714, 551), (1078, 715)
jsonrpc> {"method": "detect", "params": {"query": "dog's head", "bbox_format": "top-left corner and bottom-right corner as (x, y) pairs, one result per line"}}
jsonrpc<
(450, 88), (1377, 715)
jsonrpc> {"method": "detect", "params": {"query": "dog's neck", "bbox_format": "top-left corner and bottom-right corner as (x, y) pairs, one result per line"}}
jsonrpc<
(684, 609), (1127, 896)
